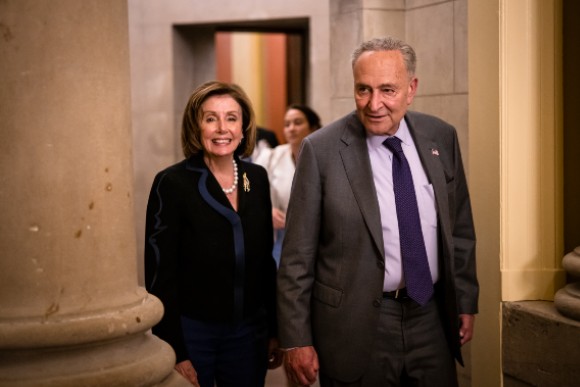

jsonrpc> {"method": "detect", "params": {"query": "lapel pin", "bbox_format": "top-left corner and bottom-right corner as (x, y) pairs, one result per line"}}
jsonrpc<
(431, 148), (440, 156)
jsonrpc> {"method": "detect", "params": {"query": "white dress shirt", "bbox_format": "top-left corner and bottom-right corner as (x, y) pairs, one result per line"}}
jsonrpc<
(366, 118), (439, 292)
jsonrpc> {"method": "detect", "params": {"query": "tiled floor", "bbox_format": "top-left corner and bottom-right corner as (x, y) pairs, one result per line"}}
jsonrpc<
(265, 367), (288, 387)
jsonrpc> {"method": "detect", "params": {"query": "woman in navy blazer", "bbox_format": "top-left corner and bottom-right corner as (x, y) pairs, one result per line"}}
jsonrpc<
(145, 81), (282, 387)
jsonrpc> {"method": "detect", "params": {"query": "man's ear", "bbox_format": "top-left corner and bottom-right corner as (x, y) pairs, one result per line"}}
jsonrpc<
(407, 77), (418, 104)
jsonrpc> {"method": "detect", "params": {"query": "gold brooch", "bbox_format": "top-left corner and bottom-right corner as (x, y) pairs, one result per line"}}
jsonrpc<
(243, 172), (250, 192)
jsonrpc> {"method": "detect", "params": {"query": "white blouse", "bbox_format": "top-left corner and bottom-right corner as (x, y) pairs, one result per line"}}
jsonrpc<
(253, 144), (295, 213)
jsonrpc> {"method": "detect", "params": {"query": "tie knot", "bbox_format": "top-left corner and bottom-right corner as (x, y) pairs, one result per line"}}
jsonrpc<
(383, 136), (403, 155)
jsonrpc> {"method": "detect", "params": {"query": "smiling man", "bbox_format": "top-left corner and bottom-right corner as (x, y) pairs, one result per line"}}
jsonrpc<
(277, 37), (479, 387)
(353, 49), (417, 136)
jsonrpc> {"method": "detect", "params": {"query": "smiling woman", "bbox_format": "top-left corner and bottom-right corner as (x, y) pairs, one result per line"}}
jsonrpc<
(144, 81), (283, 387)
(199, 94), (244, 162)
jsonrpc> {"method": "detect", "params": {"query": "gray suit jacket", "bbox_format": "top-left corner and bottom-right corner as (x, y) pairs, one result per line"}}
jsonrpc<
(277, 111), (478, 382)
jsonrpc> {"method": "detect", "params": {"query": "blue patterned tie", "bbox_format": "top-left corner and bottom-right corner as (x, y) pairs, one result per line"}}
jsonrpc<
(383, 137), (434, 305)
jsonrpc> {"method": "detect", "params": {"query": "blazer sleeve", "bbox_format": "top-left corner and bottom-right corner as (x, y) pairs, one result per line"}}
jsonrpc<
(144, 171), (189, 363)
(255, 165), (278, 338)
(276, 138), (321, 348)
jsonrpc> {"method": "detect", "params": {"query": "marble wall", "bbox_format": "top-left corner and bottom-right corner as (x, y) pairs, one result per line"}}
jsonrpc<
(407, 0), (469, 169)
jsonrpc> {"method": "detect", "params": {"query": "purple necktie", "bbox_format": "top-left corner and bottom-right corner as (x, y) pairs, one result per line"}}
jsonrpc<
(383, 137), (434, 305)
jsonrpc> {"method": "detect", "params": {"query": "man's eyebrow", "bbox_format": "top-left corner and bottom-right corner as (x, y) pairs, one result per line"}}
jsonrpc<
(377, 83), (397, 88)
(354, 82), (396, 89)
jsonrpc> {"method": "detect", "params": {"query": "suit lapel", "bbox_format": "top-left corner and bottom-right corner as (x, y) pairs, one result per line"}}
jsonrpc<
(406, 115), (452, 247)
(339, 114), (385, 258)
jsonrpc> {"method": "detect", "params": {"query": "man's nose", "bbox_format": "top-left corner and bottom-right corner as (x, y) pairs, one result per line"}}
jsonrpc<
(368, 91), (382, 111)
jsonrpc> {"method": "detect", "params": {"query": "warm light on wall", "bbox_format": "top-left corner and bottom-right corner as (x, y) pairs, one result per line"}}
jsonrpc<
(215, 32), (287, 143)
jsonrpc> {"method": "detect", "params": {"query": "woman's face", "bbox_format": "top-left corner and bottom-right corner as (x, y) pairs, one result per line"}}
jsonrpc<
(199, 94), (243, 159)
(283, 108), (312, 146)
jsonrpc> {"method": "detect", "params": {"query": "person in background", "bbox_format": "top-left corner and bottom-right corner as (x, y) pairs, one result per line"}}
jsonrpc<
(277, 37), (478, 386)
(254, 104), (322, 267)
(258, 127), (280, 149)
(244, 126), (279, 163)
(145, 80), (283, 387)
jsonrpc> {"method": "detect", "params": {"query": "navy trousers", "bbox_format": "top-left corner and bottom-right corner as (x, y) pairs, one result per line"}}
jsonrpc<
(181, 311), (269, 387)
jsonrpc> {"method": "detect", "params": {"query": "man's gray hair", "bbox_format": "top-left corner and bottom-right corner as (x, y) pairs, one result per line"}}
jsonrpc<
(351, 37), (417, 77)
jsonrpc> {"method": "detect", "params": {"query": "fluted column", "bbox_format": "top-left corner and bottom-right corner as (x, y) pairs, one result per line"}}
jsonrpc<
(0, 1), (187, 385)
(555, 247), (580, 320)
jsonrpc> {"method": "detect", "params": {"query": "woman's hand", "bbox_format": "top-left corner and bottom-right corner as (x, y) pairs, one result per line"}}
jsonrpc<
(272, 208), (286, 230)
(267, 338), (284, 369)
(174, 360), (200, 386)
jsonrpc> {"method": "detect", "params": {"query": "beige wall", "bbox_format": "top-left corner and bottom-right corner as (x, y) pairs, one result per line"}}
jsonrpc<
(468, 0), (503, 384)
(408, 0), (469, 168)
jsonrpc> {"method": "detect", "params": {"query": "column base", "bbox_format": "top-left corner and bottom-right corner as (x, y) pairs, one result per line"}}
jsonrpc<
(0, 292), (189, 386)
(0, 332), (189, 386)
(555, 282), (580, 321)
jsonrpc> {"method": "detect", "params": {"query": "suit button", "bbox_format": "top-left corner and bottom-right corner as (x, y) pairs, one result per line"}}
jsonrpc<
(373, 299), (381, 307)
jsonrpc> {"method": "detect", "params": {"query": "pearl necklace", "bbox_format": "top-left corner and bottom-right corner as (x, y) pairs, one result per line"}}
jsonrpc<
(222, 159), (238, 195)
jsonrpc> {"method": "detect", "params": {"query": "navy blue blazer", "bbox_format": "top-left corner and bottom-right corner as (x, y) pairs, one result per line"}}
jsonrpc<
(145, 153), (276, 362)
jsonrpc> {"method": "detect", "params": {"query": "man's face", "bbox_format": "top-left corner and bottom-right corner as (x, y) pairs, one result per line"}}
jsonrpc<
(353, 50), (418, 136)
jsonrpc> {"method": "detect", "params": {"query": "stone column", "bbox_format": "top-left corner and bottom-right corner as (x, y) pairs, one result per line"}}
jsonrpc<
(0, 1), (187, 385)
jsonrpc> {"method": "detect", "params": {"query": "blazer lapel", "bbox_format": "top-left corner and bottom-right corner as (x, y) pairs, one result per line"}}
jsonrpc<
(339, 114), (385, 258)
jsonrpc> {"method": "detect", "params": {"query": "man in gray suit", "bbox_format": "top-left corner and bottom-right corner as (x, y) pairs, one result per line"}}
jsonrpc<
(277, 37), (478, 386)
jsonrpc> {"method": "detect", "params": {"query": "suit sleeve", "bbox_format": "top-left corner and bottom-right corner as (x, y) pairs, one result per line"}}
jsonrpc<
(144, 172), (189, 363)
(450, 130), (479, 315)
(276, 138), (321, 348)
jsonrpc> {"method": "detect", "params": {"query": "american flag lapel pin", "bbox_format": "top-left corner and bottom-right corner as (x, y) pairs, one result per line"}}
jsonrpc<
(431, 148), (440, 156)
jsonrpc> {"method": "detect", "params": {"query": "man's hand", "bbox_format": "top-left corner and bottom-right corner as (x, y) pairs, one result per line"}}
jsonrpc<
(459, 314), (475, 346)
(174, 360), (199, 386)
(284, 346), (319, 386)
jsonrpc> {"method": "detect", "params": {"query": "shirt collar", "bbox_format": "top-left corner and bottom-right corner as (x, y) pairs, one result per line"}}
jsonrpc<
(366, 117), (411, 149)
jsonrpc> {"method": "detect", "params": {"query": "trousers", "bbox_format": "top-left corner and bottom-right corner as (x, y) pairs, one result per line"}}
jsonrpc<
(319, 297), (457, 387)
(181, 311), (269, 387)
